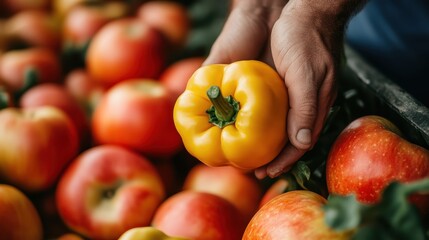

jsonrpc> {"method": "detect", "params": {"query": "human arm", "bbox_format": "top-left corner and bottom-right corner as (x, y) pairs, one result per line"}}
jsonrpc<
(204, 0), (366, 178)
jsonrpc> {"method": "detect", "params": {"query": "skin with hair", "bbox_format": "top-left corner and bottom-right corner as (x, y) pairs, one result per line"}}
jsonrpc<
(204, 0), (365, 179)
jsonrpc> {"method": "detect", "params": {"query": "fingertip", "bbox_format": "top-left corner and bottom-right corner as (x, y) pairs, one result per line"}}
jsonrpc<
(266, 161), (291, 178)
(295, 128), (312, 149)
(267, 167), (284, 178)
(265, 144), (304, 178)
(286, 108), (317, 151)
(254, 167), (268, 180)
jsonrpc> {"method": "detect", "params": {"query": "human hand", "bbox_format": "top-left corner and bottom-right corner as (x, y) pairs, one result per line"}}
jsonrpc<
(204, 0), (357, 179)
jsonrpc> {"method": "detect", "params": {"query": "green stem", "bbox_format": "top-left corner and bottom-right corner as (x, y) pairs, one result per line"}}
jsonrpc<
(206, 85), (239, 128)
(207, 86), (234, 121)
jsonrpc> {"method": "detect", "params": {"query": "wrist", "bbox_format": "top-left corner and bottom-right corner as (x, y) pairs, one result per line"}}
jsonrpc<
(279, 0), (366, 62)
(232, 0), (288, 10)
(285, 0), (366, 27)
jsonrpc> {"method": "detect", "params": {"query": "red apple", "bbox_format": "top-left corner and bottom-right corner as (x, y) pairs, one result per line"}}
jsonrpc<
(91, 79), (182, 157)
(62, 4), (111, 48)
(64, 68), (106, 108)
(63, 68), (106, 118)
(243, 190), (351, 240)
(258, 178), (289, 208)
(0, 0), (51, 16)
(4, 9), (61, 51)
(0, 20), (12, 54)
(56, 233), (85, 240)
(62, 2), (129, 49)
(52, 0), (86, 19)
(86, 17), (166, 87)
(326, 115), (429, 214)
(182, 164), (263, 223)
(118, 226), (189, 240)
(159, 57), (205, 99)
(0, 106), (79, 192)
(20, 83), (90, 147)
(137, 1), (190, 49)
(152, 190), (246, 240)
(0, 47), (62, 94)
(0, 184), (44, 240)
(55, 144), (166, 240)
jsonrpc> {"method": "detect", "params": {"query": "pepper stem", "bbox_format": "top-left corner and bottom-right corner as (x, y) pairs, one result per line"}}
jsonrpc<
(206, 85), (240, 128)
(207, 86), (234, 121)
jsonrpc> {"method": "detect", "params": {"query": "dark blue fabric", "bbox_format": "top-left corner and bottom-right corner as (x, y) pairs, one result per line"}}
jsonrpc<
(345, 0), (429, 106)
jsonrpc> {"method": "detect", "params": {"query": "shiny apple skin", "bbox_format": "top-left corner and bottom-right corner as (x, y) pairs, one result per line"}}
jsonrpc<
(326, 115), (429, 214)
(0, 184), (44, 240)
(91, 79), (182, 157)
(152, 191), (245, 240)
(243, 190), (351, 240)
(56, 144), (166, 240)
(183, 164), (263, 223)
(0, 106), (79, 192)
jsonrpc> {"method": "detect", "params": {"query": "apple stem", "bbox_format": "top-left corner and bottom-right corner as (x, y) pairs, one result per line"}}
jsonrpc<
(103, 189), (115, 199)
(101, 181), (122, 200)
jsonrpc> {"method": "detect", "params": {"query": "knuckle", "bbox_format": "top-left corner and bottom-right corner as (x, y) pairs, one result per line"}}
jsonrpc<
(296, 100), (318, 120)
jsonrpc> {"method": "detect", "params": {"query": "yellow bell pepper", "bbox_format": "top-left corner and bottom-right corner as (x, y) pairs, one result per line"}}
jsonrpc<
(118, 227), (189, 240)
(173, 60), (288, 170)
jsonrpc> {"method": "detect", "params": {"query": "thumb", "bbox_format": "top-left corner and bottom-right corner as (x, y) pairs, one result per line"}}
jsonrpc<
(270, 12), (335, 151)
(284, 62), (319, 150)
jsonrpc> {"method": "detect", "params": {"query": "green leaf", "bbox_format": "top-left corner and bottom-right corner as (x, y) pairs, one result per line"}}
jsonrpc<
(14, 67), (38, 101)
(282, 174), (299, 191)
(184, 0), (228, 56)
(324, 194), (364, 231)
(376, 179), (429, 240)
(0, 88), (10, 110)
(324, 179), (429, 240)
(290, 161), (311, 190)
(61, 41), (87, 72)
(351, 224), (393, 240)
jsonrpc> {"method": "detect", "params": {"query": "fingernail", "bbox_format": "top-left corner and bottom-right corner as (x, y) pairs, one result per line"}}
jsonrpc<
(267, 166), (283, 178)
(268, 170), (282, 178)
(296, 128), (312, 146)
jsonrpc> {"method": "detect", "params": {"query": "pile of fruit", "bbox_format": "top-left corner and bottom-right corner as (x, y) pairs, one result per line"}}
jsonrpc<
(0, 1), (428, 240)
